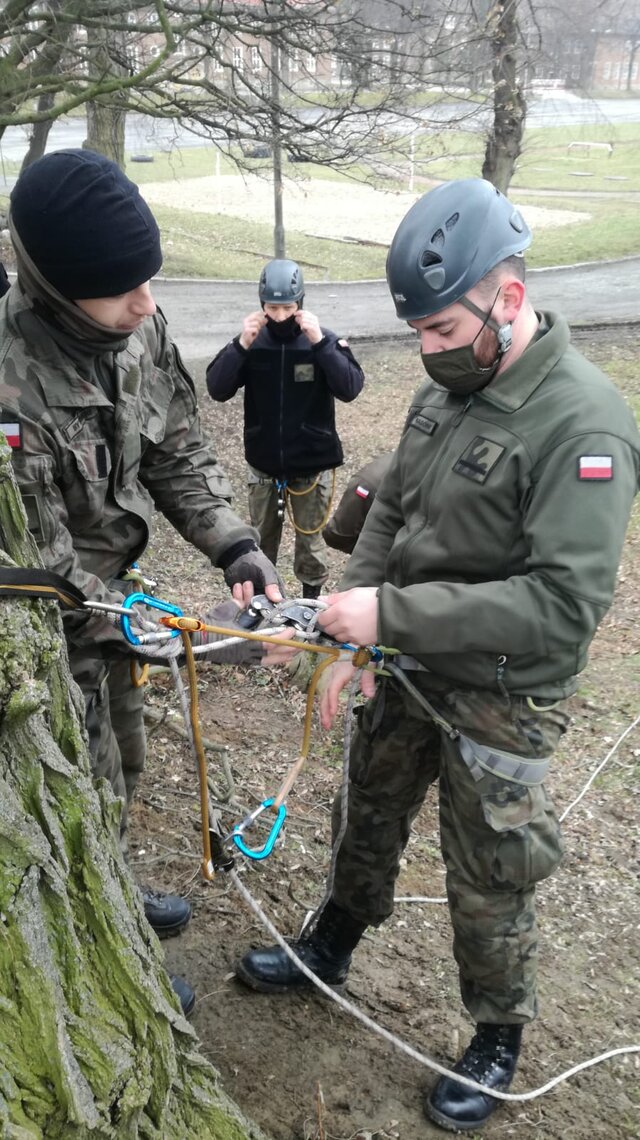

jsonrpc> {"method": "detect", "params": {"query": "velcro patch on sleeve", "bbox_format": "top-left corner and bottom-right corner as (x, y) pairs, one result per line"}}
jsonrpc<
(0, 422), (22, 449)
(355, 485), (370, 499)
(578, 455), (613, 480)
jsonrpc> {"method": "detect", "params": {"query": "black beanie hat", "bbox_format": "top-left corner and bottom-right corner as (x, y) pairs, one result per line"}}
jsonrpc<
(10, 148), (162, 299)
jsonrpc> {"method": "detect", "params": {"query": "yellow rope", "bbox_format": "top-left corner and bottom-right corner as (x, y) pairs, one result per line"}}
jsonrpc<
(179, 629), (217, 882)
(283, 468), (337, 536)
(285, 475), (321, 496)
(158, 613), (375, 876)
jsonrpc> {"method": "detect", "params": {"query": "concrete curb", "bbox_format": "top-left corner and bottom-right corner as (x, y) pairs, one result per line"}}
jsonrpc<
(152, 252), (640, 287)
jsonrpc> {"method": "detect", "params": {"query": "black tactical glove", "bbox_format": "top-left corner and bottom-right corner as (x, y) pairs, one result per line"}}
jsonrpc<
(218, 540), (284, 596)
(191, 599), (264, 665)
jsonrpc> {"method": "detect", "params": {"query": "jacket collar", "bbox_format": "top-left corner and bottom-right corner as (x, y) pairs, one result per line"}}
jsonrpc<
(475, 312), (570, 413)
(5, 287), (145, 410)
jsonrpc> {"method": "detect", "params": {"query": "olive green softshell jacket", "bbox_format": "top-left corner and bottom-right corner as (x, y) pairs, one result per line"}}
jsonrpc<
(342, 313), (640, 698)
(0, 287), (256, 655)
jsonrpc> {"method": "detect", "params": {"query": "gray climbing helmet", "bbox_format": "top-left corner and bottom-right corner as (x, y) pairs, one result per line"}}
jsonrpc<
(386, 179), (532, 321)
(258, 258), (304, 305)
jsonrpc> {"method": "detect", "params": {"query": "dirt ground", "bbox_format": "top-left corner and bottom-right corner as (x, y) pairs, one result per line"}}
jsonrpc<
(130, 326), (639, 1140)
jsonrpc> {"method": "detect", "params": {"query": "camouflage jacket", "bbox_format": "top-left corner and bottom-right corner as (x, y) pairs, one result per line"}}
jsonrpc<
(0, 286), (256, 655)
(342, 313), (640, 698)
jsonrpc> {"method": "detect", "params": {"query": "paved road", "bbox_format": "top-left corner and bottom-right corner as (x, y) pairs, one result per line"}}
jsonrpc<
(153, 257), (640, 361)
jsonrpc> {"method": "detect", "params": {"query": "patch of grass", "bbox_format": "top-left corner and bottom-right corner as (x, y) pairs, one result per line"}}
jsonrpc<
(4, 112), (640, 278)
(514, 123), (640, 192)
(149, 190), (640, 279)
(122, 130), (640, 276)
(150, 201), (387, 280)
(404, 122), (640, 192)
(517, 195), (640, 266)
(126, 146), (233, 182)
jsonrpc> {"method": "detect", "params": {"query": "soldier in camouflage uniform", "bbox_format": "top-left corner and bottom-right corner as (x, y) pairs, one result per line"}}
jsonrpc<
(0, 150), (282, 1015)
(236, 179), (640, 1129)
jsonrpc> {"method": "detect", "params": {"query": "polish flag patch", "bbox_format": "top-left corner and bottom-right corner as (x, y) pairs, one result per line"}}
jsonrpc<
(0, 422), (22, 449)
(579, 455), (613, 480)
(355, 485), (370, 499)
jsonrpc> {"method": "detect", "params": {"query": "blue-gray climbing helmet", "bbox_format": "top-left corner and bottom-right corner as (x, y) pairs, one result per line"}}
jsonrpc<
(258, 258), (304, 306)
(386, 179), (532, 321)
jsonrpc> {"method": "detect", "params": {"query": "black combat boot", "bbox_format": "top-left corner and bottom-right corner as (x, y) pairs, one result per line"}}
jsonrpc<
(300, 582), (322, 600)
(235, 899), (366, 993)
(425, 1022), (523, 1132)
(169, 974), (196, 1018)
(142, 887), (192, 939)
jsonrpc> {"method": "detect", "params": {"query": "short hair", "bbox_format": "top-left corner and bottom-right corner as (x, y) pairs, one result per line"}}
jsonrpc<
(478, 256), (526, 299)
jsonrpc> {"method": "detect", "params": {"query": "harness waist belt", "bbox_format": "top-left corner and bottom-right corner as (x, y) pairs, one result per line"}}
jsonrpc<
(458, 733), (551, 787)
(388, 653), (428, 672)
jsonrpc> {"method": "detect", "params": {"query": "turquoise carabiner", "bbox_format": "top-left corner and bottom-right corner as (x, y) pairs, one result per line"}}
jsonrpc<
(120, 591), (183, 646)
(232, 798), (287, 861)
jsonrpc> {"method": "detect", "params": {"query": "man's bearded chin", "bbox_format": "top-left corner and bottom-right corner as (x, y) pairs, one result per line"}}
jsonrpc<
(474, 324), (501, 370)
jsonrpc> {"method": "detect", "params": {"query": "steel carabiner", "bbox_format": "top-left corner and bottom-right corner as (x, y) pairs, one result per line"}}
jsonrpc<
(231, 797), (287, 861)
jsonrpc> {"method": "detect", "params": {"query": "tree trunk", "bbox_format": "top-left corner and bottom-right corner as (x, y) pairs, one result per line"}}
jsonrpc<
(481, 0), (527, 194)
(85, 101), (126, 167)
(85, 28), (127, 167)
(0, 439), (267, 1140)
(626, 42), (640, 93)
(21, 94), (55, 171)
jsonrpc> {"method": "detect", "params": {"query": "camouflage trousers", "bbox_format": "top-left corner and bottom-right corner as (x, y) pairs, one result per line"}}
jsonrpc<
(248, 466), (333, 589)
(69, 643), (146, 852)
(330, 676), (570, 1025)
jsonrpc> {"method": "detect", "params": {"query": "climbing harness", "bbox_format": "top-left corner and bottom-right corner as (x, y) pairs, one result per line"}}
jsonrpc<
(275, 468), (337, 535)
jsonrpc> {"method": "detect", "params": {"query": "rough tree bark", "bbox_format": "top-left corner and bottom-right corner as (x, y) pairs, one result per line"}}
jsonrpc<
(85, 30), (127, 167)
(481, 0), (527, 194)
(0, 438), (267, 1140)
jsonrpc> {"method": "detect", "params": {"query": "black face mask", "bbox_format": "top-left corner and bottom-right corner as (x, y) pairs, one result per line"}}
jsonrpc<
(420, 292), (512, 397)
(265, 314), (301, 341)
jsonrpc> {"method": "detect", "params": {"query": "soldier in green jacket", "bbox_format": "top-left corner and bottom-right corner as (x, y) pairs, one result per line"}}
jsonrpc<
(236, 179), (640, 1129)
(0, 149), (282, 1016)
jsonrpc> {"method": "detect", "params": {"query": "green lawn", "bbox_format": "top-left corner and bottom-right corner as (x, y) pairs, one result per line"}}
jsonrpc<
(395, 122), (640, 192)
(149, 201), (387, 280)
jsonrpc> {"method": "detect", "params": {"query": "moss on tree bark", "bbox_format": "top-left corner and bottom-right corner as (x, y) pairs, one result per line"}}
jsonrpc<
(0, 440), (267, 1140)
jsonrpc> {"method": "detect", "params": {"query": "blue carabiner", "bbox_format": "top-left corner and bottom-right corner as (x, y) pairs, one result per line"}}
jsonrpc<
(119, 591), (183, 646)
(232, 798), (287, 861)
(341, 642), (383, 663)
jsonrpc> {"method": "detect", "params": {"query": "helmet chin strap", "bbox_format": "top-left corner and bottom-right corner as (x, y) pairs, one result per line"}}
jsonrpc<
(459, 294), (513, 356)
